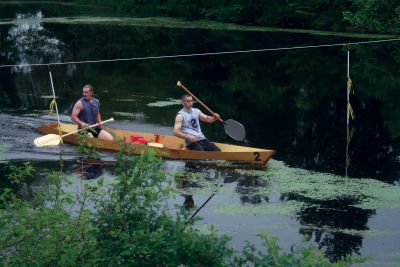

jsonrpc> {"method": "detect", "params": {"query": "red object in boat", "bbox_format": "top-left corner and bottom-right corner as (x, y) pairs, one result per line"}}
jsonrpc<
(125, 135), (149, 144)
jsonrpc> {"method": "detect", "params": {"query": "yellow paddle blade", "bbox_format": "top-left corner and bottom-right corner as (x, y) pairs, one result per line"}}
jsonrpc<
(34, 134), (62, 147)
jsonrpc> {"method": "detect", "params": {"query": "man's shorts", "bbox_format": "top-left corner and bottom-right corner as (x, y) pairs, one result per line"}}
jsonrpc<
(187, 139), (220, 151)
(80, 127), (102, 138)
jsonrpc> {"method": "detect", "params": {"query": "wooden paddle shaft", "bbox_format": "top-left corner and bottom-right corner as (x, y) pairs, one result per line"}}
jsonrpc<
(177, 81), (224, 124)
(63, 118), (114, 138)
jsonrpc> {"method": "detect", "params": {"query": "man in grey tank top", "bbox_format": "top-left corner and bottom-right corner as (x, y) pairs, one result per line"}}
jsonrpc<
(174, 94), (220, 151)
(71, 84), (113, 140)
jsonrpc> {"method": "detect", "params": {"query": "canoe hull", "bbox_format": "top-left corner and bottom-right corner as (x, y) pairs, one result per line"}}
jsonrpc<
(36, 123), (276, 165)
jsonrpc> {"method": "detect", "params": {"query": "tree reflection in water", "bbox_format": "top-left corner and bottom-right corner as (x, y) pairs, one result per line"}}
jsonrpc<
(294, 198), (375, 261)
(5, 11), (64, 73)
(73, 161), (103, 180)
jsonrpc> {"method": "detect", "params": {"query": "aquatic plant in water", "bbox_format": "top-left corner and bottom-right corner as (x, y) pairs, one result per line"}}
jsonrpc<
(146, 98), (181, 107)
(0, 144), (10, 162)
(214, 200), (306, 216)
(238, 160), (400, 210)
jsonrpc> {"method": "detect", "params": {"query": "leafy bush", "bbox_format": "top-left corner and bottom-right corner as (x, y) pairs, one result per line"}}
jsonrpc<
(343, 0), (400, 34)
(91, 144), (234, 266)
(76, 131), (100, 158)
(0, 145), (365, 266)
(0, 171), (98, 266)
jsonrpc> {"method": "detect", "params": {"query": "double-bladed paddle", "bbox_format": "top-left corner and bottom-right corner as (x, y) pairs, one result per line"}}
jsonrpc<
(34, 118), (114, 147)
(177, 81), (246, 142)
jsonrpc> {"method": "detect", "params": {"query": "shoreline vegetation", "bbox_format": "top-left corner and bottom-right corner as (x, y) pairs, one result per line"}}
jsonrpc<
(0, 144), (365, 266)
(72, 0), (400, 35)
(0, 16), (396, 39)
(1, 0), (399, 37)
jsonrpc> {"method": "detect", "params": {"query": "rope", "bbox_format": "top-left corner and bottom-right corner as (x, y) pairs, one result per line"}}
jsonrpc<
(0, 38), (399, 69)
(47, 66), (63, 143)
(345, 49), (356, 177)
(49, 98), (56, 116)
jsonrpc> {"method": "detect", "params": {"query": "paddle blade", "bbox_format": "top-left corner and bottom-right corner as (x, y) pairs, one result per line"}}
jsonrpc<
(34, 134), (62, 147)
(223, 119), (246, 141)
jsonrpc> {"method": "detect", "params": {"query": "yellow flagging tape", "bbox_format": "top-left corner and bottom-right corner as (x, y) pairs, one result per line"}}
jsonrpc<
(348, 103), (355, 120)
(347, 127), (355, 144)
(347, 77), (353, 93)
(49, 98), (63, 144)
(59, 157), (64, 169)
(57, 125), (63, 144)
(49, 98), (56, 116)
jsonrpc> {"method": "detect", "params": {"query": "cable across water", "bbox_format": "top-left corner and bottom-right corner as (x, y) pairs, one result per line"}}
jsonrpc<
(0, 38), (399, 69)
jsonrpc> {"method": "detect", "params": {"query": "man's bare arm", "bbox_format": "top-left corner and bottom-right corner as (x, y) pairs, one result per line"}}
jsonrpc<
(199, 111), (220, 123)
(173, 114), (185, 138)
(70, 101), (86, 127)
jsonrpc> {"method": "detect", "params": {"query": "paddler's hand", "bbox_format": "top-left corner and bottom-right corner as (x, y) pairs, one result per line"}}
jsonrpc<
(97, 121), (103, 129)
(185, 134), (197, 143)
(213, 113), (220, 122)
(81, 122), (89, 129)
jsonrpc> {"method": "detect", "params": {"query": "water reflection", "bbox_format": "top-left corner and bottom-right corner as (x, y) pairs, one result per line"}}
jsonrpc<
(0, 11), (74, 112)
(177, 161), (230, 213)
(175, 171), (196, 209)
(296, 199), (375, 261)
(5, 11), (64, 73)
(236, 175), (270, 204)
(175, 175), (195, 209)
(73, 161), (103, 180)
(229, 169), (377, 262)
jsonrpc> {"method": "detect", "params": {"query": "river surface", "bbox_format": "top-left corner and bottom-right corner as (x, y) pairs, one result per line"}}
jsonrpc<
(1, 2), (400, 265)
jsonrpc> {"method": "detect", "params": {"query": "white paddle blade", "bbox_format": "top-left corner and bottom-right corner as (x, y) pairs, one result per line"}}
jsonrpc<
(224, 119), (246, 141)
(34, 134), (62, 147)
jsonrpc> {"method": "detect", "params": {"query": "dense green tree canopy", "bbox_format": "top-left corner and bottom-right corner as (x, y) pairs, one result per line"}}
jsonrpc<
(75, 0), (400, 34)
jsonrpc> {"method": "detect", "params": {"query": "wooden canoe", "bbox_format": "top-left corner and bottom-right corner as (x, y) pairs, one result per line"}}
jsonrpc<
(36, 123), (276, 165)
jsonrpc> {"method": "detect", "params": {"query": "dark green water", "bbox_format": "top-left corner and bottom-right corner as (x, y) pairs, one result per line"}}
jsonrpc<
(1, 3), (400, 265)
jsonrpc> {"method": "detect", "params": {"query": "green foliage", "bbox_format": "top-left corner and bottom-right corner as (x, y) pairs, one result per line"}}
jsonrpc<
(5, 162), (35, 186)
(0, 162), (35, 201)
(0, 146), (365, 266)
(92, 143), (234, 266)
(234, 233), (367, 266)
(76, 130), (100, 158)
(72, 0), (398, 34)
(0, 171), (99, 266)
(343, 0), (400, 34)
(0, 144), (10, 162)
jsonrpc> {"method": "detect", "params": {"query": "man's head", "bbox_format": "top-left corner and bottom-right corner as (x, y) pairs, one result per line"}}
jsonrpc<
(82, 84), (94, 100)
(181, 94), (193, 110)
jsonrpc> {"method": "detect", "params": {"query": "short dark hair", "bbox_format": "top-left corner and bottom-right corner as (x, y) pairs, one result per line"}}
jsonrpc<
(83, 84), (94, 92)
(181, 94), (191, 100)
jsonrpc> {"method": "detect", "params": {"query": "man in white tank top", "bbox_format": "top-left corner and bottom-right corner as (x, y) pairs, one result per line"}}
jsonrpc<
(174, 94), (221, 151)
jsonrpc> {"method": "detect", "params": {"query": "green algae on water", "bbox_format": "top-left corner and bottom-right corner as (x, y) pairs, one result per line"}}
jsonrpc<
(112, 111), (148, 119)
(238, 160), (400, 210)
(214, 201), (306, 216)
(0, 16), (395, 39)
(0, 144), (10, 161)
(146, 98), (181, 107)
(300, 224), (391, 237)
